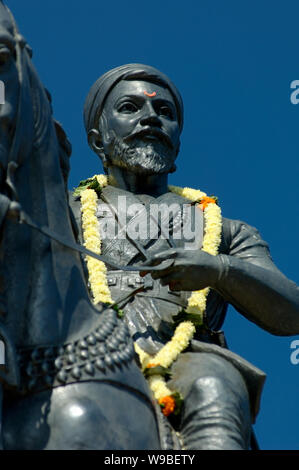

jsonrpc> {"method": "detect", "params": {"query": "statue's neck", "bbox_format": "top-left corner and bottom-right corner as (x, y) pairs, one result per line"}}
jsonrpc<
(106, 166), (169, 197)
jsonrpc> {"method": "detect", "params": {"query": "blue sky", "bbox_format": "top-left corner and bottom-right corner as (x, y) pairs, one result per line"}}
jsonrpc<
(6, 0), (299, 450)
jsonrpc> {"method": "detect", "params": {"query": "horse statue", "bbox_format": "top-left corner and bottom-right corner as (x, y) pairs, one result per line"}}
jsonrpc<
(0, 2), (174, 450)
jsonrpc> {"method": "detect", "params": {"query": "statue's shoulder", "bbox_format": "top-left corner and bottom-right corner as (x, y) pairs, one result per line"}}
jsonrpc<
(220, 216), (271, 257)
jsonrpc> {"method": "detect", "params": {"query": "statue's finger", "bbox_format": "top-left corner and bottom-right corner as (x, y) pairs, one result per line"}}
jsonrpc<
(150, 263), (182, 280)
(151, 269), (171, 280)
(168, 281), (182, 291)
(146, 249), (178, 265)
(139, 258), (175, 276)
(158, 271), (182, 285)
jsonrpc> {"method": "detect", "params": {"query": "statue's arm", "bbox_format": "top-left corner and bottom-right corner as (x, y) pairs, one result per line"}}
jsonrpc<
(212, 219), (299, 336)
(147, 218), (299, 336)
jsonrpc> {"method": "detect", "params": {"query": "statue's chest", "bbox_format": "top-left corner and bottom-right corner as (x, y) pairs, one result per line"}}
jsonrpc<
(96, 189), (204, 266)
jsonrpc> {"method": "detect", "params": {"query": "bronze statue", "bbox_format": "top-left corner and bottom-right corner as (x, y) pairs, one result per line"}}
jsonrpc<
(0, 1), (298, 450)
(69, 64), (299, 450)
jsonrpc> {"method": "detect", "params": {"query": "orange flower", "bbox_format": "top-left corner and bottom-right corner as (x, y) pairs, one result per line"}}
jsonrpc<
(158, 396), (176, 417)
(198, 196), (217, 211)
(146, 363), (159, 369)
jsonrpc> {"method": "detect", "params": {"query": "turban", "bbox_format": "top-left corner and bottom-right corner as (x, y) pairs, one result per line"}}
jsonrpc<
(83, 63), (184, 134)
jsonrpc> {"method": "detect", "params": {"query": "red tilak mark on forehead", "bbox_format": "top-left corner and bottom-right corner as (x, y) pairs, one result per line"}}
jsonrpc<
(144, 91), (157, 97)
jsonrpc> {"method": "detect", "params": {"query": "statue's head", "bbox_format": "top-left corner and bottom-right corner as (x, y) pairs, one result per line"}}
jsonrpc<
(84, 64), (183, 176)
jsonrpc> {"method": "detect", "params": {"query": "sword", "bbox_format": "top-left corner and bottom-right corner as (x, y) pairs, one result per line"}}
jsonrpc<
(18, 208), (174, 273)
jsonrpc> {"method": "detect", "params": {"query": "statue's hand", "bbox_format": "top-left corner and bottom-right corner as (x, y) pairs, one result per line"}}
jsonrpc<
(141, 248), (222, 291)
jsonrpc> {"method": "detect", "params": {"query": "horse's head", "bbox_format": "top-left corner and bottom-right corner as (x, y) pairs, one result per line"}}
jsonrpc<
(0, 2), (75, 351)
(0, 1), (71, 195)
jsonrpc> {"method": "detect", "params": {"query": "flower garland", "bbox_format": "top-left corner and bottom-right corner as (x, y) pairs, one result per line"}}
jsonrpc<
(78, 175), (222, 416)
(80, 175), (113, 304)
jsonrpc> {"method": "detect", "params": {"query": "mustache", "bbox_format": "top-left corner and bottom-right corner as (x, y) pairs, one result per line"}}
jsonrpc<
(124, 128), (174, 149)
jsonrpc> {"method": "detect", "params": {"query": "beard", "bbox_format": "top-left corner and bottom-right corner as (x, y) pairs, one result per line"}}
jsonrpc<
(107, 136), (177, 175)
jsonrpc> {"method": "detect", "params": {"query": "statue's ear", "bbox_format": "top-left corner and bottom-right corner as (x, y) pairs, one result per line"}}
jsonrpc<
(88, 112), (112, 153)
(87, 129), (110, 169)
(87, 129), (103, 154)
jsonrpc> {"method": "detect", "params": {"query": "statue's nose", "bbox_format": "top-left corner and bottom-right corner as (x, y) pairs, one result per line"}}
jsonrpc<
(140, 104), (162, 128)
(140, 114), (162, 128)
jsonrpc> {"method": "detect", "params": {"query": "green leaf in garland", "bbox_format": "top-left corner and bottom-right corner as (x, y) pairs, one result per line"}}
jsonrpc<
(172, 392), (184, 416)
(73, 177), (103, 198)
(144, 365), (171, 379)
(210, 195), (219, 204)
(112, 304), (124, 319)
(173, 309), (204, 328)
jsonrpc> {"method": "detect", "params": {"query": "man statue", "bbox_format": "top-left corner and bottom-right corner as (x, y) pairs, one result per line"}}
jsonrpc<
(70, 64), (299, 450)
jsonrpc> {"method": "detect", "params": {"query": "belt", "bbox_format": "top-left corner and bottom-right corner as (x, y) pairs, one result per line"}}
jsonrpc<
(108, 271), (188, 308)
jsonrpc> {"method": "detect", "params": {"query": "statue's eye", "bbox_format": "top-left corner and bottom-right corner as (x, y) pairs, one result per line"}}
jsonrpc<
(0, 46), (12, 66)
(159, 106), (173, 119)
(118, 102), (138, 113)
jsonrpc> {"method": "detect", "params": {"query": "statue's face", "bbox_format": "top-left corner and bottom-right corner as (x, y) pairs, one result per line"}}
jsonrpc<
(0, 23), (19, 170)
(98, 79), (181, 175)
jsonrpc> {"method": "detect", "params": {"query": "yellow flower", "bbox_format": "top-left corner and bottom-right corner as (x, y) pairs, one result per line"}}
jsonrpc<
(152, 321), (195, 368)
(168, 185), (207, 202)
(80, 188), (113, 304)
(94, 174), (108, 187)
(148, 375), (173, 400)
